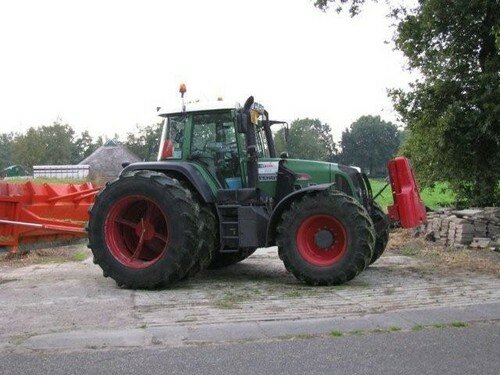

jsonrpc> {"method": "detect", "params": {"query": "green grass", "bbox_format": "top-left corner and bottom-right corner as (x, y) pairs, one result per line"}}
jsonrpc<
(369, 179), (456, 210)
(450, 321), (468, 328)
(412, 324), (424, 332)
(389, 326), (402, 332)
(329, 330), (343, 337)
(411, 322), (469, 332)
(350, 330), (365, 336)
(400, 246), (420, 256)
(72, 251), (89, 262)
(213, 291), (255, 310)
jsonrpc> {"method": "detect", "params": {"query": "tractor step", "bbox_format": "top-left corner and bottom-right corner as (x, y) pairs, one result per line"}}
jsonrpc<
(216, 203), (270, 252)
(217, 204), (240, 251)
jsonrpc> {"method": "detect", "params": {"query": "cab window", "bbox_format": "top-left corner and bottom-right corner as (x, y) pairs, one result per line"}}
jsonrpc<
(167, 116), (187, 159)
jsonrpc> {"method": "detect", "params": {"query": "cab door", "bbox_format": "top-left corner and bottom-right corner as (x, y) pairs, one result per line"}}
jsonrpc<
(190, 111), (243, 189)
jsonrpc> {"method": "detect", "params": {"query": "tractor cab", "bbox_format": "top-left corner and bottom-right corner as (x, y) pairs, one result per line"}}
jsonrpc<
(157, 107), (243, 189)
(158, 103), (245, 189)
(156, 99), (274, 192)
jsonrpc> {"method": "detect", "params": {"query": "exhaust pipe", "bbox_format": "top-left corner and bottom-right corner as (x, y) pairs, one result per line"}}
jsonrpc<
(242, 96), (259, 189)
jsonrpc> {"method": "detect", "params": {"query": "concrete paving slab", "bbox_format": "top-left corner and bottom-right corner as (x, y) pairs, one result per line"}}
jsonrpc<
(23, 329), (151, 350)
(15, 303), (500, 351)
(1, 245), (499, 352)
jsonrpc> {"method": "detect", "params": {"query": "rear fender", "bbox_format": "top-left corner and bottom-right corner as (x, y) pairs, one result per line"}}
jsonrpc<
(387, 157), (427, 228)
(266, 183), (335, 246)
(121, 161), (216, 203)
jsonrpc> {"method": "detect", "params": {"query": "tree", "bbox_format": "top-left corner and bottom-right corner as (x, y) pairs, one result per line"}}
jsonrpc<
(315, 0), (369, 16)
(391, 0), (500, 206)
(339, 115), (401, 176)
(125, 122), (163, 161)
(316, 0), (500, 206)
(12, 122), (76, 168)
(0, 133), (15, 170)
(72, 130), (99, 163)
(274, 118), (337, 161)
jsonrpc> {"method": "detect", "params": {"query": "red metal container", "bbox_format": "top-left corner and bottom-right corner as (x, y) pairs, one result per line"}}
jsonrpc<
(387, 157), (427, 228)
(0, 181), (99, 253)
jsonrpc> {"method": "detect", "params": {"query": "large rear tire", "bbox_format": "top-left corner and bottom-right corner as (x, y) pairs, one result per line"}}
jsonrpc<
(277, 190), (375, 286)
(369, 203), (390, 265)
(87, 171), (201, 289)
(184, 204), (218, 277)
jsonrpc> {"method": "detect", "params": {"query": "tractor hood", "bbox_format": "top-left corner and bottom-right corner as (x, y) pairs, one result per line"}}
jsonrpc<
(257, 158), (363, 201)
(281, 158), (339, 185)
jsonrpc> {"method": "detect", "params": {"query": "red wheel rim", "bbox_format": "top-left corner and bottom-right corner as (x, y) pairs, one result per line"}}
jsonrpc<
(104, 196), (169, 269)
(296, 214), (347, 267)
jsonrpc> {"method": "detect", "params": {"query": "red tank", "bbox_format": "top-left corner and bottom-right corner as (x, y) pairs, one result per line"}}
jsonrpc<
(387, 157), (427, 228)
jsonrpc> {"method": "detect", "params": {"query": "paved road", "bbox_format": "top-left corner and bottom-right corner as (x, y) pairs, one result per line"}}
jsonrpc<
(1, 324), (498, 375)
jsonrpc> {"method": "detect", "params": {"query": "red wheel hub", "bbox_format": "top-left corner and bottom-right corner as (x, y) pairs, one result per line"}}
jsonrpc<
(296, 214), (347, 267)
(104, 196), (169, 269)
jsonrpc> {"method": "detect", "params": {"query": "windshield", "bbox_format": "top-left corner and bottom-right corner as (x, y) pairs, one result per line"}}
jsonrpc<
(191, 112), (235, 153)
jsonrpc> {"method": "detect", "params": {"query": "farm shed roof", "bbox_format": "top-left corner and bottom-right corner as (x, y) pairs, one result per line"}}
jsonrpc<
(79, 142), (141, 179)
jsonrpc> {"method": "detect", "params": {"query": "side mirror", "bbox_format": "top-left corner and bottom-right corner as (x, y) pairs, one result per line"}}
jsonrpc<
(236, 112), (248, 134)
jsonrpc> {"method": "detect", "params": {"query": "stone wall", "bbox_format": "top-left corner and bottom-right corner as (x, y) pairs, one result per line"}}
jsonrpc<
(419, 207), (500, 249)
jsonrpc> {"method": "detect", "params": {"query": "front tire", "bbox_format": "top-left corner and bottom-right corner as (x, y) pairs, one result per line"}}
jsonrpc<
(277, 190), (375, 286)
(87, 171), (201, 289)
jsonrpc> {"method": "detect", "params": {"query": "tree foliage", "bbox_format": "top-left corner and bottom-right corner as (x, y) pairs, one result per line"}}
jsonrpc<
(11, 122), (76, 168)
(0, 133), (15, 170)
(316, 0), (500, 206)
(340, 115), (401, 176)
(125, 122), (163, 161)
(391, 0), (500, 206)
(72, 130), (101, 163)
(0, 120), (162, 172)
(274, 118), (337, 161)
(314, 0), (369, 16)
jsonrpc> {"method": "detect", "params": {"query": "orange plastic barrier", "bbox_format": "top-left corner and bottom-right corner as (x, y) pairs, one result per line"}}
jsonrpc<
(387, 157), (427, 228)
(0, 181), (99, 253)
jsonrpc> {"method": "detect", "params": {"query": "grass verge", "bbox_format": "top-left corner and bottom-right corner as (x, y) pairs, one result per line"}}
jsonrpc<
(370, 179), (456, 210)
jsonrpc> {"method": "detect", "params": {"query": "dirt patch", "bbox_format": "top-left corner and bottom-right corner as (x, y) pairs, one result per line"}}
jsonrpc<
(0, 243), (90, 267)
(387, 228), (500, 275)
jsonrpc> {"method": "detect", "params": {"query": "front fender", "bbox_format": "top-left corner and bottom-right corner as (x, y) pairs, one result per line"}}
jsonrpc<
(266, 183), (335, 246)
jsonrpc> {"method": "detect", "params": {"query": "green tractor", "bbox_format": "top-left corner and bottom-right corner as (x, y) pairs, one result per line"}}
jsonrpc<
(88, 91), (426, 288)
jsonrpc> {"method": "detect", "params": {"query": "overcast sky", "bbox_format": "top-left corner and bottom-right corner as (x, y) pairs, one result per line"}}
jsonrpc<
(0, 0), (414, 141)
